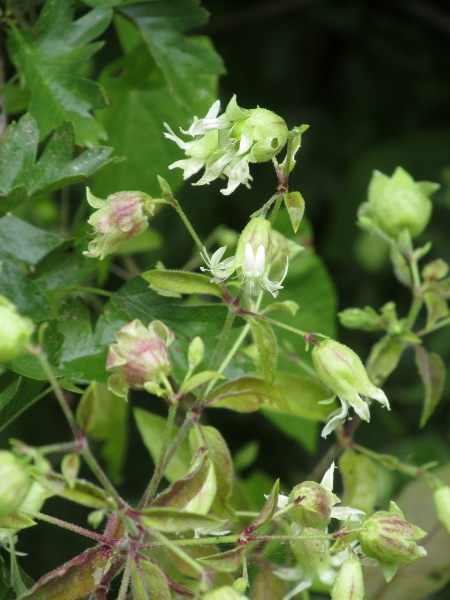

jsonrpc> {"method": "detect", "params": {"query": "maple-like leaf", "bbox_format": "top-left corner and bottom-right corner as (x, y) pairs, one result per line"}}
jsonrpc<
(7, 0), (112, 146)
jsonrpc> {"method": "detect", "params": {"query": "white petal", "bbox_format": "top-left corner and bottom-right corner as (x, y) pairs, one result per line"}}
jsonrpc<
(321, 399), (349, 438)
(254, 245), (266, 277)
(330, 506), (365, 522)
(320, 462), (335, 492)
(163, 124), (187, 149)
(282, 578), (312, 600)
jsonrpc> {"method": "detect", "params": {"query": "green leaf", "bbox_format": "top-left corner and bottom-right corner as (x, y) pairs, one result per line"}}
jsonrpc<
(131, 559), (171, 600)
(261, 411), (318, 453)
(283, 191), (305, 233)
(0, 513), (36, 530)
(134, 408), (191, 483)
(181, 370), (224, 394)
(18, 545), (118, 600)
(153, 448), (212, 510)
(118, 1), (224, 114)
(366, 336), (405, 387)
(29, 469), (113, 509)
(264, 371), (334, 421)
(8, 2), (111, 145)
(0, 215), (60, 265)
(32, 239), (97, 290)
(205, 376), (270, 413)
(142, 270), (224, 298)
(339, 449), (378, 515)
(0, 116), (117, 212)
(246, 317), (278, 387)
(0, 373), (46, 433)
(243, 479), (279, 535)
(198, 546), (246, 572)
(61, 453), (80, 489)
(414, 348), (446, 427)
(140, 508), (222, 533)
(190, 425), (234, 517)
(76, 382), (127, 483)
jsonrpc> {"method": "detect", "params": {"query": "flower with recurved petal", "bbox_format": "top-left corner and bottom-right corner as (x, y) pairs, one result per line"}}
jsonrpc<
(164, 96), (288, 195)
(311, 338), (390, 437)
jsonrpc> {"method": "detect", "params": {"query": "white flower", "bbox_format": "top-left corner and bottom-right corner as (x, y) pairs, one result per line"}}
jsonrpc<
(240, 243), (288, 298)
(164, 95), (288, 195)
(200, 246), (235, 283)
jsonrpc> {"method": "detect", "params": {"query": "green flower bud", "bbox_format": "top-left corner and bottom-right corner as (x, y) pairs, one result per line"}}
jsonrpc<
(359, 501), (427, 581)
(235, 217), (272, 266)
(0, 296), (34, 363)
(338, 307), (381, 331)
(84, 189), (154, 259)
(331, 556), (364, 600)
(0, 451), (31, 516)
(312, 338), (390, 437)
(106, 319), (174, 399)
(358, 167), (439, 239)
(288, 481), (339, 529)
(434, 486), (450, 536)
(246, 107), (288, 162)
(422, 259), (449, 282)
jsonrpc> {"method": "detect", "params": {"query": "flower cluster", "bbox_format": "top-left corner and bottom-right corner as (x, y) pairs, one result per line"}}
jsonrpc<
(164, 96), (288, 195)
(311, 338), (390, 437)
(200, 217), (289, 298)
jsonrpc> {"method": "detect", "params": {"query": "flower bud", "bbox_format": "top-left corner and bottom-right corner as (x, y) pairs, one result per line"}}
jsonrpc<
(359, 501), (427, 581)
(246, 107), (288, 162)
(0, 451), (31, 516)
(84, 189), (154, 259)
(312, 338), (389, 437)
(358, 167), (439, 239)
(331, 556), (364, 600)
(288, 481), (339, 529)
(0, 296), (34, 363)
(338, 307), (381, 331)
(422, 259), (449, 282)
(434, 486), (450, 536)
(235, 217), (271, 265)
(106, 319), (173, 398)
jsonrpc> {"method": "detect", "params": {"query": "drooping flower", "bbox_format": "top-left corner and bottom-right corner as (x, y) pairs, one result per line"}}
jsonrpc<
(200, 217), (288, 298)
(84, 189), (155, 259)
(106, 319), (173, 399)
(164, 96), (288, 195)
(311, 339), (390, 437)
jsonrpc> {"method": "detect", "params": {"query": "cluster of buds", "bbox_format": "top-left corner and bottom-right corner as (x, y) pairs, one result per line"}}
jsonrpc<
(201, 217), (291, 298)
(358, 167), (439, 239)
(164, 96), (288, 195)
(359, 501), (427, 581)
(0, 295), (34, 363)
(83, 189), (155, 259)
(106, 319), (174, 399)
(311, 338), (390, 437)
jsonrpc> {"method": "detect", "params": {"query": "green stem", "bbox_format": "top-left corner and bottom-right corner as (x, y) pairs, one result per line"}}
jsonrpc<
(165, 193), (203, 252)
(238, 309), (310, 338)
(81, 448), (123, 507)
(23, 510), (114, 546)
(417, 315), (450, 337)
(117, 554), (133, 600)
(60, 286), (114, 298)
(405, 294), (423, 330)
(140, 403), (178, 509)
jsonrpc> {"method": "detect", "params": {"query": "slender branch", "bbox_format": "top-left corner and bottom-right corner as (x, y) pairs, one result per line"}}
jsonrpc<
(23, 510), (115, 546)
(117, 553), (133, 600)
(237, 308), (309, 338)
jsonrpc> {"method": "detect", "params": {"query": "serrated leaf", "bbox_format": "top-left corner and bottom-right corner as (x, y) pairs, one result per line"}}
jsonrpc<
(414, 348), (446, 427)
(199, 547), (246, 572)
(246, 317), (278, 386)
(142, 270), (224, 298)
(118, 1), (224, 114)
(204, 376), (270, 413)
(283, 191), (305, 233)
(131, 559), (171, 600)
(0, 513), (36, 530)
(134, 408), (191, 483)
(140, 508), (222, 533)
(0, 116), (117, 212)
(8, 2), (111, 145)
(29, 469), (113, 509)
(18, 545), (118, 600)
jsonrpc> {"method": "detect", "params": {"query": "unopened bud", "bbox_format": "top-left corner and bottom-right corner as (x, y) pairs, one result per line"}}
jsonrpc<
(106, 319), (173, 398)
(0, 451), (30, 516)
(359, 501), (427, 581)
(235, 217), (271, 265)
(331, 556), (364, 600)
(434, 486), (450, 536)
(246, 107), (288, 162)
(84, 189), (154, 259)
(288, 481), (339, 529)
(358, 167), (439, 239)
(0, 296), (34, 363)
